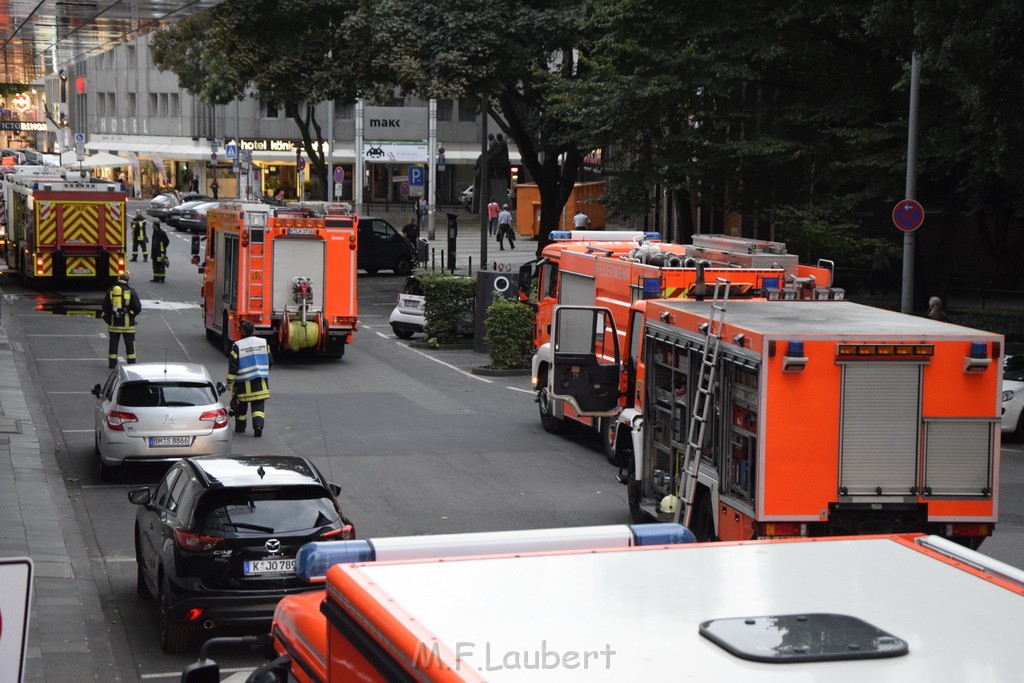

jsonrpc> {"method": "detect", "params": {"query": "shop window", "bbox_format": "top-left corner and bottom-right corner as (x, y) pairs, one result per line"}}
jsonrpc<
(437, 99), (453, 121)
(458, 98), (478, 122)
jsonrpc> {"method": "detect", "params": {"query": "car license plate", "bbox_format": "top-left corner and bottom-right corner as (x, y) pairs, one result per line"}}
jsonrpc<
(149, 436), (192, 447)
(244, 557), (295, 575)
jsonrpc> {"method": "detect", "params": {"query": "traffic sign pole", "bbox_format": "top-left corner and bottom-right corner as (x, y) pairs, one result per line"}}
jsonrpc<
(901, 52), (921, 314)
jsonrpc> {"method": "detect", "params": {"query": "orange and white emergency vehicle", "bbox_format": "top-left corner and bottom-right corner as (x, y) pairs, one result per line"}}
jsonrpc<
(545, 296), (1003, 548)
(529, 231), (839, 459)
(182, 524), (1024, 682)
(201, 203), (358, 357)
(1, 168), (126, 285)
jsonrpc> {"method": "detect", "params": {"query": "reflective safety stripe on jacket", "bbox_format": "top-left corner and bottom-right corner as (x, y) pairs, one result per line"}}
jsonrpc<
(107, 285), (136, 333)
(234, 377), (270, 402)
(230, 336), (270, 382)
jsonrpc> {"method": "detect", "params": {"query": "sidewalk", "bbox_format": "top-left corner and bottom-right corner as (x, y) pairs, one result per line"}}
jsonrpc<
(0, 298), (118, 680)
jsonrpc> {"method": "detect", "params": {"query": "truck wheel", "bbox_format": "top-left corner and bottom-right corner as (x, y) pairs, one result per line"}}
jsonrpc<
(394, 257), (413, 276)
(205, 327), (218, 343)
(159, 575), (190, 653)
(539, 387), (566, 434)
(1015, 412), (1024, 442)
(600, 417), (618, 465)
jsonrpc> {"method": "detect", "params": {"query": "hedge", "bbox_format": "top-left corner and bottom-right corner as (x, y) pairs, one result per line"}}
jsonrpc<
(484, 294), (535, 369)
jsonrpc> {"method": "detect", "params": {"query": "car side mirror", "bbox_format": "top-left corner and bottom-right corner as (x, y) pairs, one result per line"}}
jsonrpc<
(328, 483), (341, 497)
(216, 382), (227, 396)
(128, 488), (152, 506)
(91, 383), (102, 398)
(180, 660), (220, 683)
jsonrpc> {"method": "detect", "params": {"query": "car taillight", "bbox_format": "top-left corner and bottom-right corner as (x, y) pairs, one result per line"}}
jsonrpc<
(174, 528), (223, 553)
(758, 522), (806, 537)
(321, 523), (356, 540)
(200, 408), (229, 429)
(105, 410), (139, 431)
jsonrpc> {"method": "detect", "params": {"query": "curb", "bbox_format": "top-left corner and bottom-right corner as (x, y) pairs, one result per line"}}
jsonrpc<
(470, 366), (531, 377)
(409, 339), (475, 351)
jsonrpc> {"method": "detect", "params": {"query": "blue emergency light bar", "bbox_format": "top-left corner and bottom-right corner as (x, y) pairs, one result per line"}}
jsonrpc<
(549, 230), (662, 242)
(295, 523), (695, 582)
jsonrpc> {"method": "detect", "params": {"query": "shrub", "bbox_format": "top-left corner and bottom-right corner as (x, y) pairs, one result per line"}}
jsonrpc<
(421, 272), (475, 344)
(484, 294), (535, 369)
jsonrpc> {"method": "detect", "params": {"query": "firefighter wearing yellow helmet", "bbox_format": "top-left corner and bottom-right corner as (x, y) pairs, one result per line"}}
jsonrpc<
(101, 272), (142, 368)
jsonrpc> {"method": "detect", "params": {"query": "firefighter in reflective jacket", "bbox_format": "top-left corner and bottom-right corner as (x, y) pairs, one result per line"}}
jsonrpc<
(227, 321), (271, 437)
(130, 209), (148, 262)
(101, 273), (142, 368)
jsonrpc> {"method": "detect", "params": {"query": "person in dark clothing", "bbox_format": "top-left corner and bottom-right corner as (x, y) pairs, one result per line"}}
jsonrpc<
(227, 321), (272, 437)
(102, 273), (142, 368)
(211, 179), (220, 199)
(402, 216), (419, 244)
(129, 210), (148, 262)
(150, 221), (170, 283)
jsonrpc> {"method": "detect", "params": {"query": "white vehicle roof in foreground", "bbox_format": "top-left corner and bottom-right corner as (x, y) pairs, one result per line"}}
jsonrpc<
(329, 534), (1024, 682)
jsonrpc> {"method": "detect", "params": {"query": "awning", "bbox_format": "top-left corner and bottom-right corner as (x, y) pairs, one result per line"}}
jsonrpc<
(86, 140), (211, 161)
(62, 151), (130, 169)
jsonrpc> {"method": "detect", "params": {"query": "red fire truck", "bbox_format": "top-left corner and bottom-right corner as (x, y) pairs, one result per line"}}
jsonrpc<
(200, 203), (358, 356)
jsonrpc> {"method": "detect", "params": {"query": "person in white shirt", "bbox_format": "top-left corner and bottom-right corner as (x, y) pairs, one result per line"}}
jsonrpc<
(573, 211), (590, 228)
(497, 204), (515, 250)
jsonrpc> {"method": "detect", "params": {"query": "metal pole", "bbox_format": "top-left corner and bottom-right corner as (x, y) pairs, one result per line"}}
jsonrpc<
(235, 98), (241, 199)
(326, 52), (334, 203)
(479, 94), (489, 268)
(901, 52), (920, 314)
(428, 98), (437, 240)
(354, 99), (364, 215)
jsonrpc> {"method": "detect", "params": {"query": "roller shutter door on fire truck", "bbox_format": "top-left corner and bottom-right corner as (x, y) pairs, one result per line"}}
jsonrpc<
(557, 272), (596, 355)
(839, 362), (921, 496)
(272, 239), (326, 315)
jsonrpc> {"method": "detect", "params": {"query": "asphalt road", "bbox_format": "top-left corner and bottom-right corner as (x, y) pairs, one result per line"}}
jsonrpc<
(3, 220), (625, 679)
(4, 213), (1023, 680)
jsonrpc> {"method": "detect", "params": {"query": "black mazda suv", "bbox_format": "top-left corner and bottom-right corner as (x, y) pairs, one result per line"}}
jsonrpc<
(129, 454), (354, 653)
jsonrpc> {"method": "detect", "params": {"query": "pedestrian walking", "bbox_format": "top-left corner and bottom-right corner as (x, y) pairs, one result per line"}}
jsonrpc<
(211, 179), (220, 199)
(487, 198), (500, 236)
(150, 221), (170, 283)
(227, 321), (271, 437)
(927, 296), (949, 321)
(129, 209), (149, 262)
(102, 273), (142, 368)
(496, 204), (515, 250)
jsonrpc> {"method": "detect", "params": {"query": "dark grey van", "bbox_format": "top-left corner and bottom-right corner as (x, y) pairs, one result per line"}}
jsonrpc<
(358, 216), (416, 275)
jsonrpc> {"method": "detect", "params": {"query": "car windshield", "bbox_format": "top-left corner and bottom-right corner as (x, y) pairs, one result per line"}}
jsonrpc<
(195, 486), (339, 535)
(1005, 355), (1024, 382)
(117, 381), (216, 407)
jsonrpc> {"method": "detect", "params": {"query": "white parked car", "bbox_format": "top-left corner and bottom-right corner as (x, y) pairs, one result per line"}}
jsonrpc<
(91, 363), (230, 480)
(1002, 352), (1024, 440)
(389, 276), (426, 339)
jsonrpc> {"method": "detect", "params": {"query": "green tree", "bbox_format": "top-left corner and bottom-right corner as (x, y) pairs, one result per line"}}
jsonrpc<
(152, 0), (361, 200)
(349, 0), (597, 253)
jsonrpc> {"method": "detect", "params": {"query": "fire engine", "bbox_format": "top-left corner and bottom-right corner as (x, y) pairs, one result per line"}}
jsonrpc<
(200, 203), (358, 356)
(529, 232), (839, 460)
(1, 168), (126, 285)
(544, 294), (1002, 548)
(181, 525), (1024, 682)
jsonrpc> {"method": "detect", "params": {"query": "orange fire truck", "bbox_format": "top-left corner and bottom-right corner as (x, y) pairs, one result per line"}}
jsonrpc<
(544, 296), (1002, 548)
(530, 232), (839, 460)
(200, 203), (358, 356)
(1, 168), (126, 285)
(182, 525), (1024, 682)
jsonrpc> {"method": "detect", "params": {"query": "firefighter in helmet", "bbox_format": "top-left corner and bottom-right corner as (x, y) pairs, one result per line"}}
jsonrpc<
(101, 272), (142, 368)
(227, 321), (272, 437)
(150, 221), (170, 283)
(129, 209), (148, 262)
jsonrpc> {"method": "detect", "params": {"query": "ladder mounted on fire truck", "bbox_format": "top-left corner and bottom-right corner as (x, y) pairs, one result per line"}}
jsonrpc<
(673, 278), (731, 528)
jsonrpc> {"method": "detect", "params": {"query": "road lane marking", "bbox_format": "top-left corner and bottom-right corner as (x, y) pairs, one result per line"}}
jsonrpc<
(60, 429), (94, 433)
(49, 391), (93, 394)
(377, 330), (492, 383)
(26, 333), (106, 338)
(507, 386), (533, 394)
(161, 315), (193, 360)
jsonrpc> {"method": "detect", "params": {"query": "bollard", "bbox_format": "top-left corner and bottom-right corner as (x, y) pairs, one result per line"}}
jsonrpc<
(431, 248), (436, 271)
(468, 256), (473, 275)
(440, 250), (446, 272)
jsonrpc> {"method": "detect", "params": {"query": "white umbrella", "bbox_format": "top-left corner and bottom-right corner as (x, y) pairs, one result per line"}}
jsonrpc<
(62, 151), (130, 169)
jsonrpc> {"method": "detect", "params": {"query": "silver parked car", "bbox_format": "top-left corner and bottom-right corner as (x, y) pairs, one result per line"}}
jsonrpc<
(91, 363), (230, 480)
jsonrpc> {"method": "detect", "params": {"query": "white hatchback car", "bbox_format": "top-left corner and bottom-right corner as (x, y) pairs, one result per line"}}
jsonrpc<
(1002, 353), (1024, 440)
(91, 363), (230, 480)
(389, 276), (426, 339)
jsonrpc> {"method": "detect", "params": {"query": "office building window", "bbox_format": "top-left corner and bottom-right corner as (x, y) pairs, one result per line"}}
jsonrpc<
(127, 93), (136, 116)
(159, 94), (168, 117)
(437, 99), (453, 122)
(126, 46), (136, 69)
(337, 102), (354, 119)
(170, 93), (180, 116)
(108, 93), (116, 115)
(264, 100), (279, 118)
(149, 93), (158, 115)
(97, 93), (106, 117)
(458, 98), (478, 122)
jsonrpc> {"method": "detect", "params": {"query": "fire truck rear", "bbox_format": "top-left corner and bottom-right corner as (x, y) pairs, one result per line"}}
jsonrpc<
(200, 203), (357, 356)
(2, 169), (126, 285)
